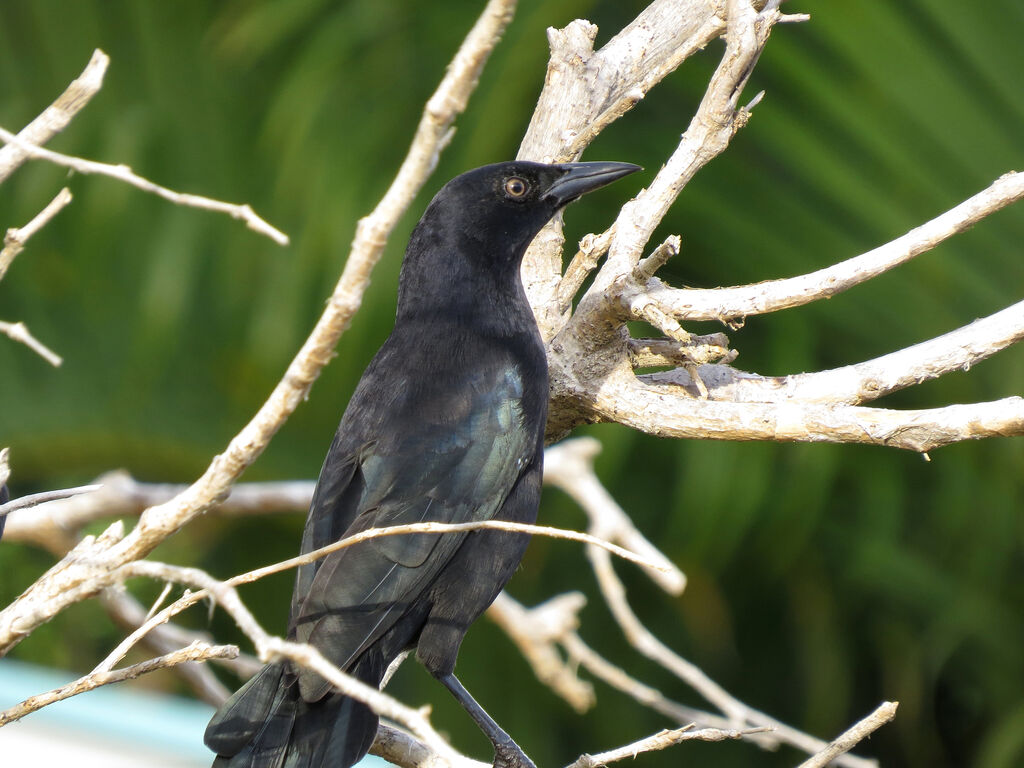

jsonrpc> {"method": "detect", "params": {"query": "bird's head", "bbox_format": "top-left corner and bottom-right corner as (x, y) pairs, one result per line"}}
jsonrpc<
(431, 160), (641, 249)
(399, 160), (640, 318)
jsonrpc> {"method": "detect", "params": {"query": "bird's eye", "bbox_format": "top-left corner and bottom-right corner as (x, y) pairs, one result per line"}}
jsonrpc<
(504, 177), (528, 198)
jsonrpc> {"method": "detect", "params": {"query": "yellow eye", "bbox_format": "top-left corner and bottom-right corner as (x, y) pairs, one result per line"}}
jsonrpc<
(504, 177), (528, 198)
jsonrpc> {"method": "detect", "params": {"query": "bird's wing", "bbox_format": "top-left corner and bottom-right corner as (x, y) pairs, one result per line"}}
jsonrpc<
(291, 360), (534, 701)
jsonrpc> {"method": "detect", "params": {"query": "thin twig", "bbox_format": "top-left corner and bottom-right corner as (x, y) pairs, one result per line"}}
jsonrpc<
(118, 561), (467, 765)
(234, 519), (669, 588)
(587, 546), (877, 768)
(100, 515), (653, 674)
(0, 49), (109, 184)
(0, 484), (101, 518)
(0, 188), (73, 281)
(562, 631), (719, 727)
(0, 320), (62, 366)
(796, 702), (898, 768)
(0, 641), (237, 726)
(646, 171), (1024, 322)
(0, 126), (289, 246)
(544, 437), (685, 593)
(99, 587), (246, 706)
(488, 592), (595, 713)
(567, 724), (772, 768)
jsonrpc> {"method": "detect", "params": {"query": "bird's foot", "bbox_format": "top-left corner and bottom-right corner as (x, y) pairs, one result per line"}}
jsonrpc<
(493, 739), (537, 768)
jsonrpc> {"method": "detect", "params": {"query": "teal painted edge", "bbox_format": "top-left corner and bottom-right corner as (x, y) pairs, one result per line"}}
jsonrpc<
(0, 659), (391, 766)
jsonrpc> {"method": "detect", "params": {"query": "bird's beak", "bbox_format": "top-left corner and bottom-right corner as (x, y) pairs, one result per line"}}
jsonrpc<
(543, 161), (642, 206)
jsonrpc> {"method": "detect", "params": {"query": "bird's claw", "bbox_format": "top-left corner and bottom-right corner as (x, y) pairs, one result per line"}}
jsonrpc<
(493, 740), (537, 768)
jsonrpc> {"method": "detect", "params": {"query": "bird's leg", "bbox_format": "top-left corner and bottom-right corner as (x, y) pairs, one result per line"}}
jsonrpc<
(438, 673), (537, 768)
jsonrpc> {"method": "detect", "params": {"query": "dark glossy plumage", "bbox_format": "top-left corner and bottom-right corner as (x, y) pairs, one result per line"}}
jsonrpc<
(205, 160), (639, 768)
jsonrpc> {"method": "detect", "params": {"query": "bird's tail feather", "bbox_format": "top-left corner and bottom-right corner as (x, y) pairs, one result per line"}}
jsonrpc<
(205, 656), (384, 768)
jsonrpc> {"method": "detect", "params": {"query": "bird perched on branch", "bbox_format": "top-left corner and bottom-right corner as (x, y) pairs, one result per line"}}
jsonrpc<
(205, 160), (640, 768)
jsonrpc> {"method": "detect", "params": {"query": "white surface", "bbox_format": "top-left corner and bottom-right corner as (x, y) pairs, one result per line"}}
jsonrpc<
(0, 718), (207, 767)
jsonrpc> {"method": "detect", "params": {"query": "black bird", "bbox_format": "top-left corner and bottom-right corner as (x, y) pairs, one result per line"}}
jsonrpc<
(205, 160), (640, 768)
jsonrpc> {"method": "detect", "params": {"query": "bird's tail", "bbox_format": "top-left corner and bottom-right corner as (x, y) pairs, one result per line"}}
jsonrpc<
(205, 658), (383, 768)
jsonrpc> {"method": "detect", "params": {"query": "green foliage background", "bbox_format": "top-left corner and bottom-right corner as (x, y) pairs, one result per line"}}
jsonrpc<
(2, 2), (1024, 766)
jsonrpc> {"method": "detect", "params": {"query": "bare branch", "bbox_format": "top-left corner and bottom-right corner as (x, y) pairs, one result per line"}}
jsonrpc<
(567, 724), (772, 768)
(592, 378), (1024, 452)
(544, 437), (685, 594)
(648, 171), (1024, 323)
(99, 588), (242, 706)
(519, 0), (728, 164)
(371, 724), (487, 768)
(587, 0), (780, 296)
(646, 296), (1024, 406)
(557, 227), (615, 314)
(95, 514), (654, 678)
(560, 631), (718, 727)
(119, 560), (468, 765)
(797, 702), (899, 768)
(0, 49), (108, 184)
(587, 546), (878, 768)
(0, 484), (101, 518)
(0, 320), (62, 366)
(0, 187), (73, 282)
(1, 473), (316, 550)
(0, 127), (289, 246)
(0, 640), (237, 726)
(488, 592), (596, 713)
(518, 0), (730, 337)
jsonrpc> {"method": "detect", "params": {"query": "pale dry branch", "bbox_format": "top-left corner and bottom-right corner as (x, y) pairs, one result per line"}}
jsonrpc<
(518, 0), (730, 337)
(647, 171), (1024, 323)
(0, 640), (237, 726)
(0, 49), (108, 183)
(567, 723), (772, 768)
(560, 631), (718, 727)
(270, 518), (665, 576)
(0, 187), (73, 282)
(371, 724), (488, 768)
(119, 560), (468, 765)
(522, 2), (1024, 456)
(0, 483), (101, 519)
(0, 0), (516, 656)
(488, 591), (725, 731)
(586, 0), (780, 295)
(544, 437), (685, 594)
(0, 126), (288, 246)
(99, 587), (242, 706)
(587, 546), (877, 768)
(1, 472), (316, 550)
(592, 379), (1024, 452)
(94, 515), (655, 678)
(797, 702), (898, 768)
(643, 297), (1024, 406)
(557, 227), (616, 313)
(0, 319), (62, 366)
(3, 435), (664, 547)
(541, 0), (787, 438)
(627, 335), (733, 369)
(488, 592), (596, 713)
